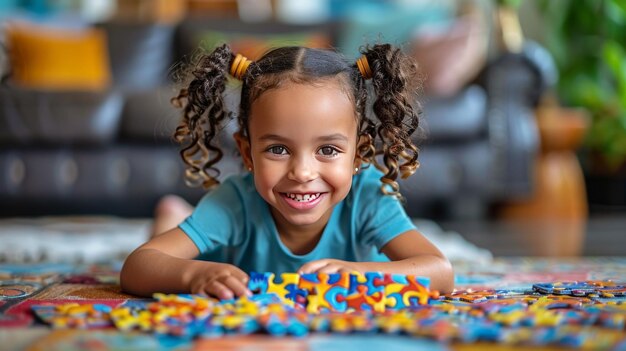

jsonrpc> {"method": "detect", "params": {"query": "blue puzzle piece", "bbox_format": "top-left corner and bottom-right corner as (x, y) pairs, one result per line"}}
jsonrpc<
(248, 272), (271, 294)
(285, 282), (308, 304)
(533, 282), (596, 296)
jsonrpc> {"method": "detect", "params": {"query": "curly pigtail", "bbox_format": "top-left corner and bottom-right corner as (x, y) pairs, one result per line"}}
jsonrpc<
(171, 44), (235, 189)
(360, 44), (422, 199)
(352, 68), (377, 171)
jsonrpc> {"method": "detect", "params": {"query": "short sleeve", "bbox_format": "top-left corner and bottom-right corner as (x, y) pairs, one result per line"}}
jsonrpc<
(353, 168), (417, 251)
(178, 177), (246, 254)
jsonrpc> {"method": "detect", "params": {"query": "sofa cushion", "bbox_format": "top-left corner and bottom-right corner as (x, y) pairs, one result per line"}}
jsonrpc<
(0, 87), (123, 145)
(6, 23), (111, 91)
(101, 22), (176, 90)
(119, 87), (180, 141)
(0, 145), (242, 216)
(119, 83), (245, 153)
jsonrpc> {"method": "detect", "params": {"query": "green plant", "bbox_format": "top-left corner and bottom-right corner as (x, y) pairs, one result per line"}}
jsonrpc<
(539, 0), (626, 171)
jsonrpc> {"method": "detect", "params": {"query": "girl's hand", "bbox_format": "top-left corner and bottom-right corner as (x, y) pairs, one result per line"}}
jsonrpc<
(189, 262), (251, 300)
(298, 259), (363, 274)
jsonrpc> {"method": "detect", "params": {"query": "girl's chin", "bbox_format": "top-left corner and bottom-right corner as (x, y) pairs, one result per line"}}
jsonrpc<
(271, 205), (331, 228)
(277, 210), (326, 227)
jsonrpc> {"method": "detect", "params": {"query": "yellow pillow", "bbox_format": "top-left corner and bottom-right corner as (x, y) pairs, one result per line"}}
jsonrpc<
(7, 24), (111, 90)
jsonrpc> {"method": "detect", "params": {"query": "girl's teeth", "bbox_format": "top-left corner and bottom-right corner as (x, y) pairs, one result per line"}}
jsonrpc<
(287, 193), (320, 202)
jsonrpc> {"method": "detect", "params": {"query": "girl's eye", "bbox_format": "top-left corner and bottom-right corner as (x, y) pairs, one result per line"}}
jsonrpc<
(268, 146), (288, 155)
(318, 146), (339, 156)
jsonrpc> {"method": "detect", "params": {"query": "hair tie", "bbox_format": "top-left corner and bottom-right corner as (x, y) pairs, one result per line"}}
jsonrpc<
(230, 54), (252, 80)
(356, 55), (372, 80)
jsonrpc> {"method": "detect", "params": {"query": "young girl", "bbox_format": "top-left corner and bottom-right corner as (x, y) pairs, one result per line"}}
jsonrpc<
(120, 43), (454, 299)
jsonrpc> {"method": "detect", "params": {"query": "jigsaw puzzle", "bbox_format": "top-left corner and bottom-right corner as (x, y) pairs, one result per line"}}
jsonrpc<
(26, 271), (626, 350)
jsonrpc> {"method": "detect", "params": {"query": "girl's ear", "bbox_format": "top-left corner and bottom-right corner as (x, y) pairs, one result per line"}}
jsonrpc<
(234, 131), (253, 170)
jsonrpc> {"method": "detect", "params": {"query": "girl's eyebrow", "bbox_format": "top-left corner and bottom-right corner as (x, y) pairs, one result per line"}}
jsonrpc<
(258, 134), (288, 142)
(317, 133), (349, 142)
(258, 133), (349, 143)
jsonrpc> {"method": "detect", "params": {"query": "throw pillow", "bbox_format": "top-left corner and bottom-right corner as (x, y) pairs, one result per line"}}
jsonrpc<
(6, 23), (111, 90)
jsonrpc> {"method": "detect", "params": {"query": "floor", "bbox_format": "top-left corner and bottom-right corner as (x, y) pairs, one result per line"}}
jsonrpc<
(0, 213), (622, 264)
(3, 257), (626, 350)
(440, 213), (626, 257)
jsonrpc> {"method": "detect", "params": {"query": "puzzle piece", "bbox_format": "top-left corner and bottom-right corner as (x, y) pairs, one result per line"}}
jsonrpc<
(532, 281), (626, 301)
(266, 273), (302, 307)
(249, 272), (307, 307)
(211, 314), (259, 335)
(593, 281), (626, 298)
(27, 275), (626, 351)
(321, 273), (350, 312)
(248, 272), (272, 294)
(533, 282), (597, 296)
(384, 274), (431, 309)
(443, 289), (501, 303)
(251, 272), (432, 312)
(297, 273), (321, 313)
(345, 272), (386, 312)
(297, 273), (350, 312)
(597, 286), (626, 298)
(324, 312), (377, 333)
(257, 310), (309, 336)
(32, 303), (112, 329)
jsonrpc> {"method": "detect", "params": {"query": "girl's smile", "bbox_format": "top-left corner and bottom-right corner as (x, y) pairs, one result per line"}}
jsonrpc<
(280, 192), (326, 210)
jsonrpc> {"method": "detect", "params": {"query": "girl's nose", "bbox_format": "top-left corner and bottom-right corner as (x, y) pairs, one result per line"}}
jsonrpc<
(288, 157), (317, 183)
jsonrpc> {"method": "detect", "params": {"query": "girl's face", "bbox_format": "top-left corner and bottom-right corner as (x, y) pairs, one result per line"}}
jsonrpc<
(236, 80), (358, 232)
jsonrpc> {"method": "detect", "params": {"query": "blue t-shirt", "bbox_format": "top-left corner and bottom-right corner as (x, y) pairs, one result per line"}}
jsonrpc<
(179, 166), (416, 274)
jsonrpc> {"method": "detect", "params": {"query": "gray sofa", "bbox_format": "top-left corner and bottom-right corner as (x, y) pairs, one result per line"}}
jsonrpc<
(0, 20), (556, 219)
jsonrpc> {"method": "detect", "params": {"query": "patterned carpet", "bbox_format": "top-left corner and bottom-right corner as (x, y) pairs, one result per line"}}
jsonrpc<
(1, 217), (625, 350)
(1, 257), (626, 350)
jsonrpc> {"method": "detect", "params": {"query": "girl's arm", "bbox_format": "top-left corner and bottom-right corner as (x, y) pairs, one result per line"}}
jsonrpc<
(376, 230), (454, 293)
(299, 230), (454, 293)
(120, 228), (250, 299)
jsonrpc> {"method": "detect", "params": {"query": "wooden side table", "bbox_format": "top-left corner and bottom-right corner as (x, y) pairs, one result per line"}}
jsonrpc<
(498, 102), (589, 256)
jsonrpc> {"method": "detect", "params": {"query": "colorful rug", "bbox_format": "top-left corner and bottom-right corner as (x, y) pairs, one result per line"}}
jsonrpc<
(1, 257), (626, 350)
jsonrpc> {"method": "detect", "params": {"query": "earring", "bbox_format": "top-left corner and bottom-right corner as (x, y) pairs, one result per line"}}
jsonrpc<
(354, 167), (359, 173)
(247, 166), (253, 172)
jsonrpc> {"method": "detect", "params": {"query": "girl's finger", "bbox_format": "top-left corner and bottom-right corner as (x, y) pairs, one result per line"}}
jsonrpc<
(223, 275), (252, 297)
(230, 268), (249, 284)
(207, 280), (234, 300)
(318, 264), (340, 274)
(298, 260), (328, 274)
